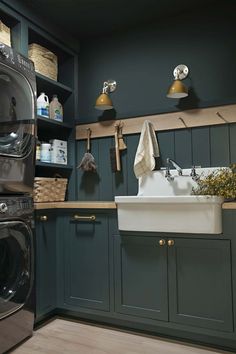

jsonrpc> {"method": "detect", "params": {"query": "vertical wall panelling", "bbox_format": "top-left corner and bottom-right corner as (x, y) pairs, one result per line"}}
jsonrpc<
(174, 129), (192, 168)
(98, 137), (113, 200)
(126, 134), (139, 196)
(230, 124), (236, 164)
(112, 146), (128, 197)
(192, 127), (211, 167)
(210, 125), (230, 167)
(158, 131), (175, 167)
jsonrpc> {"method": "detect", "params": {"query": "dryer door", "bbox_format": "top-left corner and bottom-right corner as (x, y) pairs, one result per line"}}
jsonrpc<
(0, 63), (35, 158)
(0, 221), (33, 319)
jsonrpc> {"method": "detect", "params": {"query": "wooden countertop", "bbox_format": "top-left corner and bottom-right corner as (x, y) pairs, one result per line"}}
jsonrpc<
(34, 201), (117, 210)
(222, 202), (236, 209)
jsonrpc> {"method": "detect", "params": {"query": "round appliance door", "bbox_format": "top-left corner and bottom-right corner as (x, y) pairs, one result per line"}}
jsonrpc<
(0, 63), (35, 158)
(0, 221), (33, 319)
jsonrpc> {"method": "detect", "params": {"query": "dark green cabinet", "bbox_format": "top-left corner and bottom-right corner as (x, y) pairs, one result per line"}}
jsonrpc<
(35, 211), (57, 320)
(114, 235), (168, 321)
(58, 212), (110, 311)
(114, 234), (234, 333)
(168, 238), (233, 332)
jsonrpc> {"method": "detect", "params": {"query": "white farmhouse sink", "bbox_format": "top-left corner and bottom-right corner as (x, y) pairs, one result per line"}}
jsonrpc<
(115, 168), (224, 234)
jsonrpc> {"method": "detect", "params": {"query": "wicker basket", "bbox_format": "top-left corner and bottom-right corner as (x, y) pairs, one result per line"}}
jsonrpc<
(33, 177), (67, 203)
(0, 20), (11, 47)
(28, 43), (58, 81)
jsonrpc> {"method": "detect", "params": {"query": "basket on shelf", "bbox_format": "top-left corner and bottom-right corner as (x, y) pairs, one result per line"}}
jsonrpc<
(28, 43), (58, 81)
(0, 20), (11, 47)
(33, 176), (67, 203)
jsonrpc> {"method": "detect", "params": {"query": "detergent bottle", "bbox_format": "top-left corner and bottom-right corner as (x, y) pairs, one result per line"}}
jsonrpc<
(37, 92), (49, 118)
(49, 94), (63, 122)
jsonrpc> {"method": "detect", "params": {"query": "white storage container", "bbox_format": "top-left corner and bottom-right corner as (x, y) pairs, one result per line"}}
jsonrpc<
(50, 139), (67, 165)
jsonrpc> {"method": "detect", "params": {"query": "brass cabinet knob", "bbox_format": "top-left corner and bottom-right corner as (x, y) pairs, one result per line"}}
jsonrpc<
(159, 239), (166, 246)
(40, 215), (48, 222)
(167, 239), (175, 247)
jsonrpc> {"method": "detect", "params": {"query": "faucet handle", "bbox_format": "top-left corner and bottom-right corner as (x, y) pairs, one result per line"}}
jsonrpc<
(190, 166), (199, 181)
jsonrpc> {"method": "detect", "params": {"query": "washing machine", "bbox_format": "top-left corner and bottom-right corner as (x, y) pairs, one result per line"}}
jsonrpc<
(0, 195), (34, 354)
(0, 42), (36, 195)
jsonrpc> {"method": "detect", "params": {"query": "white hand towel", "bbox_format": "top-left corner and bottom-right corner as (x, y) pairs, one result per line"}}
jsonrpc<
(133, 120), (160, 178)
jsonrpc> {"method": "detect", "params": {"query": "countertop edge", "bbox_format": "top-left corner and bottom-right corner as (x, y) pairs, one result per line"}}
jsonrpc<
(34, 201), (236, 210)
(34, 201), (117, 210)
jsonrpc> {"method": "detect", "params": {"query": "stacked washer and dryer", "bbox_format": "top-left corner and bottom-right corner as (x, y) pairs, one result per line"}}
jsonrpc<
(0, 42), (36, 353)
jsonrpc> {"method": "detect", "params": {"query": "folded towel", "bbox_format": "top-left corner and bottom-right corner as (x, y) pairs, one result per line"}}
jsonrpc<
(133, 120), (160, 178)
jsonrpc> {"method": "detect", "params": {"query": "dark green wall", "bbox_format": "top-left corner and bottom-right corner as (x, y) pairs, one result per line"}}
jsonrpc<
(77, 5), (236, 123)
(76, 5), (236, 200)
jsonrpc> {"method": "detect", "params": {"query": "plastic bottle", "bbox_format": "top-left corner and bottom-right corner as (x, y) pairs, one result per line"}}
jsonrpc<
(36, 140), (41, 161)
(37, 92), (49, 118)
(40, 143), (51, 163)
(49, 94), (63, 122)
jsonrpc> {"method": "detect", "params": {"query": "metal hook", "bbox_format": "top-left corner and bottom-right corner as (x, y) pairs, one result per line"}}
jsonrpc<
(216, 111), (229, 123)
(178, 117), (188, 128)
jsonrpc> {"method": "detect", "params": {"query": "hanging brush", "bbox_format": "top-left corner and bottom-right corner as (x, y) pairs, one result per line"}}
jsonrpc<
(77, 128), (97, 172)
(117, 122), (127, 151)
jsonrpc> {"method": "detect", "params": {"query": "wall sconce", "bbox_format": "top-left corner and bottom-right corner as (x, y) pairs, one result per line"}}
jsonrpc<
(95, 79), (117, 110)
(167, 64), (189, 98)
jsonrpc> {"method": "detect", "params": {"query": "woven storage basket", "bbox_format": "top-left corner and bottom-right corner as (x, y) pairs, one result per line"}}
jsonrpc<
(0, 20), (11, 47)
(28, 43), (58, 81)
(33, 177), (67, 203)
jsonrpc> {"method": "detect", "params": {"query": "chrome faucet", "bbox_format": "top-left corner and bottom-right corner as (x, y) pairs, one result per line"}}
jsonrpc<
(166, 158), (183, 176)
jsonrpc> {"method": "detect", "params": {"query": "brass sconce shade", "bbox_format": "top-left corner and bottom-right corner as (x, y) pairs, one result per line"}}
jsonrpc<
(167, 64), (189, 98)
(95, 79), (117, 110)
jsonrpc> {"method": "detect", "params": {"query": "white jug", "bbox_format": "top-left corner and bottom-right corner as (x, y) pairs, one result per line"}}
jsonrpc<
(37, 92), (49, 118)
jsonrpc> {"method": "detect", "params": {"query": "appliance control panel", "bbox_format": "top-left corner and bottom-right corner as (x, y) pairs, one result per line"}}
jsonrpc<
(0, 196), (34, 219)
(0, 42), (35, 77)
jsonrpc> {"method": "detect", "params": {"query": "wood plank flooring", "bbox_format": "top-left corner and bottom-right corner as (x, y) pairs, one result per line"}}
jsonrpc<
(11, 319), (232, 354)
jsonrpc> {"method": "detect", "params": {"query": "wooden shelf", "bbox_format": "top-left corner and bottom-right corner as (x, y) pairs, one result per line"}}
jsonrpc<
(36, 161), (73, 170)
(37, 116), (73, 130)
(76, 104), (236, 140)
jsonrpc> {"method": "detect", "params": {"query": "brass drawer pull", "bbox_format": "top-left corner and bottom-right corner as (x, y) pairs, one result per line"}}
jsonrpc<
(167, 239), (175, 247)
(159, 239), (166, 246)
(39, 215), (48, 222)
(73, 214), (96, 222)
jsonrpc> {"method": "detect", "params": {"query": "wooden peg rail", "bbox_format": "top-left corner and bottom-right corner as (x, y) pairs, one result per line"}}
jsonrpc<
(76, 104), (236, 140)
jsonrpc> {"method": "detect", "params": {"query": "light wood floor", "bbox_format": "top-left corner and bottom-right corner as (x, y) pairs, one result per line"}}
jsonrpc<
(12, 318), (232, 354)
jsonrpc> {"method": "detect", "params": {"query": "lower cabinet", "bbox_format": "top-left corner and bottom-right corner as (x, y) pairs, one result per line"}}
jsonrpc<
(58, 211), (110, 311)
(114, 234), (234, 333)
(35, 211), (57, 320)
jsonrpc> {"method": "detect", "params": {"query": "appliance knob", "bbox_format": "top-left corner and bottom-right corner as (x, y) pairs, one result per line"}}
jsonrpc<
(0, 203), (8, 213)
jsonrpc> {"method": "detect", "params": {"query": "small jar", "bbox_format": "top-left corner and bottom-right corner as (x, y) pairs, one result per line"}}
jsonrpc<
(40, 143), (51, 163)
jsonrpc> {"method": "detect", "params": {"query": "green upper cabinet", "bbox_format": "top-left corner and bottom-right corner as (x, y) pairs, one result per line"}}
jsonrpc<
(58, 211), (110, 312)
(114, 233), (234, 333)
(114, 234), (168, 321)
(168, 238), (233, 332)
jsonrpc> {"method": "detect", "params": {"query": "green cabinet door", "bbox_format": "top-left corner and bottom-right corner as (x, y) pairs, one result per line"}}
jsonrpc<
(62, 212), (110, 311)
(114, 235), (168, 321)
(168, 238), (233, 332)
(35, 211), (57, 320)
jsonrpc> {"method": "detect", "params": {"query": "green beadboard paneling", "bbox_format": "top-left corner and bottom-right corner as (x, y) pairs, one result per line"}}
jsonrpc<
(210, 125), (230, 167)
(98, 137), (113, 200)
(174, 129), (192, 168)
(158, 131), (175, 167)
(230, 123), (236, 164)
(192, 127), (210, 167)
(126, 135), (139, 196)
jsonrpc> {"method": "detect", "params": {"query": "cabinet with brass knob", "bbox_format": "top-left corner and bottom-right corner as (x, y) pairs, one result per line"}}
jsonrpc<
(114, 233), (233, 333)
(35, 211), (57, 321)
